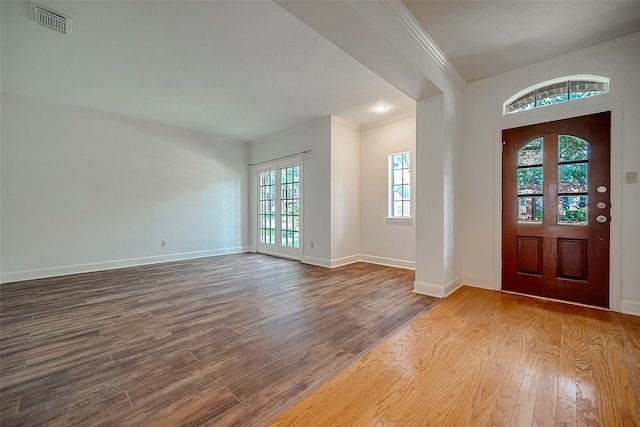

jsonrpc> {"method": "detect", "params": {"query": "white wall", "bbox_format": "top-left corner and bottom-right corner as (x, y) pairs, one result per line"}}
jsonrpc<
(330, 117), (361, 264)
(448, 87), (465, 288)
(1, 93), (249, 282)
(413, 82), (465, 298)
(360, 113), (416, 269)
(0, 6), (3, 279)
(249, 118), (332, 265)
(250, 115), (421, 270)
(461, 34), (640, 315)
(414, 95), (445, 290)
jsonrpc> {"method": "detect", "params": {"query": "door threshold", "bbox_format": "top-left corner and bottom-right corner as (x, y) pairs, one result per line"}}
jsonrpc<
(501, 290), (611, 312)
(256, 251), (301, 262)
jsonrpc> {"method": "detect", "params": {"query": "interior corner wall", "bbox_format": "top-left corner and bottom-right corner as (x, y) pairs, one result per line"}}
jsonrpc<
(330, 117), (360, 265)
(360, 114), (416, 268)
(249, 118), (332, 266)
(1, 93), (250, 283)
(461, 35), (640, 315)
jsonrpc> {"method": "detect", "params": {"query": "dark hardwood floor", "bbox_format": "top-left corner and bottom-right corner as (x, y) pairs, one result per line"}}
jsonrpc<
(0, 253), (437, 426)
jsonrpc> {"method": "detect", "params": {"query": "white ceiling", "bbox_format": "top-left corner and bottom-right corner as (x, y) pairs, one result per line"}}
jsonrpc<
(0, 1), (415, 142)
(2, 1), (639, 142)
(403, 0), (640, 83)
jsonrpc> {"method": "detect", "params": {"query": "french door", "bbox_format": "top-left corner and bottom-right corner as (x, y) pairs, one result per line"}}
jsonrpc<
(256, 162), (302, 260)
(502, 112), (610, 308)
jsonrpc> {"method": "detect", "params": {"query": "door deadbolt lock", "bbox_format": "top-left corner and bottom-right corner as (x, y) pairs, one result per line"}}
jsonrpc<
(596, 215), (608, 223)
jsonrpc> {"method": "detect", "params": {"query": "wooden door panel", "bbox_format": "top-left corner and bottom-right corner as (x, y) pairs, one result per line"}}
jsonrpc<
(517, 237), (542, 274)
(502, 112), (610, 308)
(557, 238), (588, 280)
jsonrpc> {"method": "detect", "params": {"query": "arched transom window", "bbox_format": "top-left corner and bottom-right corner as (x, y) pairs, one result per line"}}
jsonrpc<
(504, 75), (609, 115)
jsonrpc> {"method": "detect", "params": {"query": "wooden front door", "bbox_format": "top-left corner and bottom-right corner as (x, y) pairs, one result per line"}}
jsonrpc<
(502, 112), (611, 307)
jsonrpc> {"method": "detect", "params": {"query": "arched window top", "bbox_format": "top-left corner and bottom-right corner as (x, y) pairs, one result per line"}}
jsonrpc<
(504, 75), (609, 115)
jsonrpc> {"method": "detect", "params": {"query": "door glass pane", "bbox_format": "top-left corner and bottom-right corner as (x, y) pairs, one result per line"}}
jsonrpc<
(280, 165), (300, 248)
(558, 195), (588, 224)
(518, 196), (543, 223)
(558, 163), (588, 193)
(518, 137), (543, 166)
(518, 167), (543, 194)
(259, 170), (276, 244)
(558, 135), (588, 162)
(517, 139), (544, 222)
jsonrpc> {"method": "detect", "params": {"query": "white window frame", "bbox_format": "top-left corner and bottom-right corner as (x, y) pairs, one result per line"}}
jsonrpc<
(388, 151), (412, 221)
(503, 75), (609, 115)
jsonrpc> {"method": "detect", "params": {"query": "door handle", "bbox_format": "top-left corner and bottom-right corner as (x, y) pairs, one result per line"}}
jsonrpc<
(596, 215), (608, 223)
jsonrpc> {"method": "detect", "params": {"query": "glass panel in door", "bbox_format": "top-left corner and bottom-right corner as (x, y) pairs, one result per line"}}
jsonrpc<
(256, 163), (302, 260)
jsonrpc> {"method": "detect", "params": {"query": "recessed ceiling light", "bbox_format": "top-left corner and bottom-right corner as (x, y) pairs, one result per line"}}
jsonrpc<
(374, 105), (390, 112)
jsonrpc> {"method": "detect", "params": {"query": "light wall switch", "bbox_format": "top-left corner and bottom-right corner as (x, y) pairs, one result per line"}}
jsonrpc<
(161, 240), (166, 247)
(626, 171), (638, 184)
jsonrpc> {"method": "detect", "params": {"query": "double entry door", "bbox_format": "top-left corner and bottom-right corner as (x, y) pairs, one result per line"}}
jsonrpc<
(256, 161), (302, 260)
(502, 112), (611, 308)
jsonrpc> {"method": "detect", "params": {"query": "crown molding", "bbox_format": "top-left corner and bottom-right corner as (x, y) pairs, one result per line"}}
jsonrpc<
(466, 31), (640, 91)
(361, 111), (416, 131)
(249, 116), (332, 145)
(331, 115), (361, 130)
(381, 0), (466, 91)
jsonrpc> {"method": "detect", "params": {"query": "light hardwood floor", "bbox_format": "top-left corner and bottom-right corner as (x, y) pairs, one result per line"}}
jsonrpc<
(0, 254), (438, 426)
(268, 286), (640, 427)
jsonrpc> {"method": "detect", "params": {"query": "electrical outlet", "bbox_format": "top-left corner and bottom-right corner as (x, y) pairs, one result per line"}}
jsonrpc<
(161, 240), (166, 247)
(625, 171), (638, 184)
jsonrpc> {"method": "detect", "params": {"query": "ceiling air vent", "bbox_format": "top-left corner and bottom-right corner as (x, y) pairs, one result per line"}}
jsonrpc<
(30, 3), (72, 35)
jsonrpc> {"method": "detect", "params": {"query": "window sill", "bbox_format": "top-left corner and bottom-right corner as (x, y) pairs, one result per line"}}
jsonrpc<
(386, 217), (413, 225)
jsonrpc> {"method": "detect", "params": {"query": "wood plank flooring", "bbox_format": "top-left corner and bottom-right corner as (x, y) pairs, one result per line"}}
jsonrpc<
(267, 286), (640, 427)
(0, 253), (437, 426)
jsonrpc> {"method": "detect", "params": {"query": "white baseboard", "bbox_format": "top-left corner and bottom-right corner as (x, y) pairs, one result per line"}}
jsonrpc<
(359, 254), (415, 270)
(330, 255), (361, 268)
(1, 246), (250, 284)
(413, 276), (463, 298)
(302, 254), (415, 270)
(463, 276), (496, 291)
(621, 300), (640, 317)
(301, 256), (332, 268)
